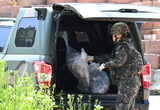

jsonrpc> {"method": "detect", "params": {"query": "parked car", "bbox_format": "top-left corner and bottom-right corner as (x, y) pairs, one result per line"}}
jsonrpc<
(2, 3), (160, 109)
(0, 18), (15, 58)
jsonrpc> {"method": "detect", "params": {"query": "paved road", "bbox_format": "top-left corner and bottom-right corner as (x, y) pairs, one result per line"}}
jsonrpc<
(149, 95), (160, 110)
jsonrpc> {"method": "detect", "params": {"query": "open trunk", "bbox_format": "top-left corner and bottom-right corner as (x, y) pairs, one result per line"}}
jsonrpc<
(54, 10), (118, 109)
(51, 3), (157, 109)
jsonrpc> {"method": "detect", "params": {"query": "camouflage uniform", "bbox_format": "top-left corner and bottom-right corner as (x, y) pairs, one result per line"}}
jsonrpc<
(93, 22), (143, 110)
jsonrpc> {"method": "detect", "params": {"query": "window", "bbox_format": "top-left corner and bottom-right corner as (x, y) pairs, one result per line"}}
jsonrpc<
(75, 31), (90, 43)
(0, 26), (11, 52)
(15, 18), (38, 47)
(58, 30), (93, 53)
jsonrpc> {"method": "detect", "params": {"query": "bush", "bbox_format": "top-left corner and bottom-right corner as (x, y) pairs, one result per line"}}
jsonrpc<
(0, 60), (103, 110)
(0, 60), (56, 110)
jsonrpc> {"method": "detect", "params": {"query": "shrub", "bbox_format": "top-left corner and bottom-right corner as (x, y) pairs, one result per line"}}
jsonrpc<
(0, 60), (103, 110)
(0, 60), (56, 110)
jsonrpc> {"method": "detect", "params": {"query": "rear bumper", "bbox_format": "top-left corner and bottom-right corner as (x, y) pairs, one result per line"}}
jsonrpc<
(101, 100), (149, 110)
(135, 100), (149, 110)
(54, 99), (149, 110)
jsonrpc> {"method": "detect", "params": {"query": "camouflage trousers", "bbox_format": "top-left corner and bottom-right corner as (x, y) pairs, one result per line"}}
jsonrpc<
(115, 82), (140, 110)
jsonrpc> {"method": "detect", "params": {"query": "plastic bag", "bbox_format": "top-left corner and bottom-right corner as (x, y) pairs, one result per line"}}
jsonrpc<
(78, 61), (110, 94)
(66, 46), (110, 94)
(66, 46), (90, 87)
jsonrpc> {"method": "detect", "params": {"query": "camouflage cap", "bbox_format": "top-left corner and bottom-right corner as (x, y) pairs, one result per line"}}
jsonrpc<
(110, 22), (130, 35)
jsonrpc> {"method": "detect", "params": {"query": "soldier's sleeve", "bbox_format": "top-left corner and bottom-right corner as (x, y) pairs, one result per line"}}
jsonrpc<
(93, 54), (112, 63)
(103, 45), (128, 68)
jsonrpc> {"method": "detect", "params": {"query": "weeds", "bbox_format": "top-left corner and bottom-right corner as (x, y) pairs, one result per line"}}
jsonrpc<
(56, 90), (65, 109)
(94, 99), (104, 110)
(0, 60), (56, 110)
(0, 60), (103, 110)
(67, 94), (75, 110)
(154, 76), (160, 93)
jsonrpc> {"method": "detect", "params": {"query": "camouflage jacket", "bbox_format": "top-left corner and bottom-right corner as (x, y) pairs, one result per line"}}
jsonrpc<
(94, 37), (143, 86)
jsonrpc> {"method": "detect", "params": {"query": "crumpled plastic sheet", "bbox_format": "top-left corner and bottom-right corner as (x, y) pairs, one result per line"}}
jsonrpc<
(66, 46), (110, 94)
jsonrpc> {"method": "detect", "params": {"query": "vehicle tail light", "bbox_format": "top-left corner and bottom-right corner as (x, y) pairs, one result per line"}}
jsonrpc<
(141, 63), (151, 89)
(33, 61), (52, 88)
(135, 108), (140, 110)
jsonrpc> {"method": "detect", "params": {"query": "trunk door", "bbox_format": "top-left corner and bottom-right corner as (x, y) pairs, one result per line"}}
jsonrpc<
(53, 3), (160, 22)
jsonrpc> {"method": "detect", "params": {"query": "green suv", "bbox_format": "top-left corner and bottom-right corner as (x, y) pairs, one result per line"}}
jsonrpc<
(1, 3), (159, 110)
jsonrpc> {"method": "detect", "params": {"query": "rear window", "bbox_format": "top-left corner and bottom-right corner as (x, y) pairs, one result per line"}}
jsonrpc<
(0, 26), (11, 52)
(75, 31), (90, 43)
(58, 30), (95, 53)
(15, 17), (38, 47)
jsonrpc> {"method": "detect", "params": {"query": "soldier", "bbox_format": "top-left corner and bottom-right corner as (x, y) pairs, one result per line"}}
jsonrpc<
(87, 22), (143, 110)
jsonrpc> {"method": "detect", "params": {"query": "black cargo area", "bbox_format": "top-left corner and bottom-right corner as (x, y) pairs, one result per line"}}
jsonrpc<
(55, 13), (118, 96)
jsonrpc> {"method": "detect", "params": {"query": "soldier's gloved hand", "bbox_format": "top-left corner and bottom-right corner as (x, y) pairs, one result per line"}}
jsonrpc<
(98, 63), (106, 71)
(86, 56), (94, 61)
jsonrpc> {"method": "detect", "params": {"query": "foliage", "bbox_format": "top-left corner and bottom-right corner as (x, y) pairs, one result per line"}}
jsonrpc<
(66, 94), (103, 110)
(1, 0), (18, 6)
(56, 90), (65, 109)
(0, 60), (103, 110)
(155, 76), (160, 93)
(0, 60), (56, 110)
(67, 94), (75, 110)
(94, 99), (104, 110)
(9, 0), (18, 6)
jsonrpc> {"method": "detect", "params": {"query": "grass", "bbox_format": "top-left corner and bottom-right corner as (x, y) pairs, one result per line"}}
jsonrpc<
(0, 60), (103, 110)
